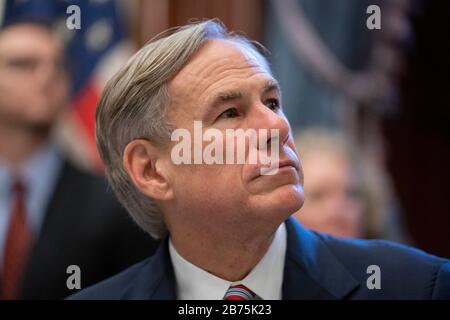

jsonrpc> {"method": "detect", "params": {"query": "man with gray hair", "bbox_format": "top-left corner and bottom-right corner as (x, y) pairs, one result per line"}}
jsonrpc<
(71, 20), (449, 300)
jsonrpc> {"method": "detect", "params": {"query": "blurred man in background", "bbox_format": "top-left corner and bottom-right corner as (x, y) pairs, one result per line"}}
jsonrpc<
(0, 20), (156, 300)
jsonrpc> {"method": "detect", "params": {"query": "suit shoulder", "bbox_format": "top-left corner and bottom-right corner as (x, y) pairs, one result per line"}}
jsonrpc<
(432, 260), (450, 299)
(318, 233), (450, 298)
(59, 160), (127, 225)
(67, 257), (152, 300)
(319, 234), (444, 265)
(62, 161), (115, 200)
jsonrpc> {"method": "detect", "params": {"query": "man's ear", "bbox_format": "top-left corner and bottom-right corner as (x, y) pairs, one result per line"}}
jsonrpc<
(123, 139), (173, 201)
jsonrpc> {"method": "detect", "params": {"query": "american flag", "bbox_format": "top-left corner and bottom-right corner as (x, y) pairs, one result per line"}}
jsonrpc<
(0, 0), (132, 170)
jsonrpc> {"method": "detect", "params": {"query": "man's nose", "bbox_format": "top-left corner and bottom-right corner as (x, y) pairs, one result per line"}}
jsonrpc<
(249, 102), (290, 148)
(34, 59), (65, 85)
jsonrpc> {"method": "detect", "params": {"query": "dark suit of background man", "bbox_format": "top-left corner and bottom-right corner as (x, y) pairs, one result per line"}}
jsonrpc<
(70, 20), (450, 300)
(0, 21), (157, 300)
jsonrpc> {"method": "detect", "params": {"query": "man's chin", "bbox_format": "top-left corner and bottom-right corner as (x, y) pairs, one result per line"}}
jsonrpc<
(249, 184), (305, 221)
(23, 120), (54, 134)
(246, 169), (301, 194)
(273, 184), (304, 213)
(20, 111), (60, 133)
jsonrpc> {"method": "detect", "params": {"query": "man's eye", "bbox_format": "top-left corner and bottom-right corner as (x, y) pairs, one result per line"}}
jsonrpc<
(265, 98), (280, 111)
(218, 107), (239, 119)
(8, 58), (37, 70)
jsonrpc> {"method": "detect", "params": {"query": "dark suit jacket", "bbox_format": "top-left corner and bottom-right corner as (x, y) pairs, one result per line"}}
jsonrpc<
(17, 160), (158, 299)
(68, 217), (450, 300)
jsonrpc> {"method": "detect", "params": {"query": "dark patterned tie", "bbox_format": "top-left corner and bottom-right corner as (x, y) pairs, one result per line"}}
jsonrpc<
(1, 180), (32, 300)
(223, 284), (256, 300)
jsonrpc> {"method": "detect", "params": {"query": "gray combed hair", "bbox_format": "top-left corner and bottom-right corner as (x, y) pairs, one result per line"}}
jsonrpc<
(96, 19), (270, 239)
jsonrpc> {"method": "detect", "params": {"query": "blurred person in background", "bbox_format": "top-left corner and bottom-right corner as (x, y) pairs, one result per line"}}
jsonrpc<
(0, 20), (156, 300)
(293, 128), (365, 238)
(293, 128), (411, 241)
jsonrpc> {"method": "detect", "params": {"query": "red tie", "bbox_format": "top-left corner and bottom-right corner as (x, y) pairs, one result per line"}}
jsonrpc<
(1, 180), (32, 300)
(223, 284), (256, 300)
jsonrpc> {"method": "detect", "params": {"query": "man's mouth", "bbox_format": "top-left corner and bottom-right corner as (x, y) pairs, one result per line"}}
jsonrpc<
(256, 157), (300, 176)
(277, 158), (299, 170)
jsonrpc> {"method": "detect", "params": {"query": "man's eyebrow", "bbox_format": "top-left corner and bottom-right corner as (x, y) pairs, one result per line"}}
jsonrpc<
(214, 90), (243, 106)
(211, 79), (280, 106)
(201, 90), (240, 114)
(263, 79), (281, 95)
(199, 90), (243, 120)
(201, 78), (282, 119)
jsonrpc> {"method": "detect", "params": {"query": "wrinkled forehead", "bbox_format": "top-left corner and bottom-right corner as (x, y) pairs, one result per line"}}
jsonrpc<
(169, 39), (272, 92)
(221, 38), (271, 73)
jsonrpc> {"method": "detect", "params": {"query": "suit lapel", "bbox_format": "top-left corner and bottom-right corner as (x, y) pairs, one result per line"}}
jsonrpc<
(121, 238), (176, 299)
(282, 217), (360, 299)
(20, 160), (75, 299)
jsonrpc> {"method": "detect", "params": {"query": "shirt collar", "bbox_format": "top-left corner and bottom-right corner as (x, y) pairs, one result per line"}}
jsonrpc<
(0, 143), (62, 233)
(169, 222), (287, 300)
(0, 143), (61, 183)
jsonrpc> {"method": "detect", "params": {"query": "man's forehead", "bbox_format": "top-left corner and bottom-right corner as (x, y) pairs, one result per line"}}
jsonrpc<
(195, 39), (267, 67)
(0, 23), (61, 54)
(169, 39), (271, 94)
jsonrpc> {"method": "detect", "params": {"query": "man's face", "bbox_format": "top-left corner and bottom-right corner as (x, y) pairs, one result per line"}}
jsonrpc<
(162, 40), (304, 231)
(0, 23), (68, 130)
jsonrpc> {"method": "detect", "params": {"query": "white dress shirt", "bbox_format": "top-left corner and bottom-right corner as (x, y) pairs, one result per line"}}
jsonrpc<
(169, 222), (287, 300)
